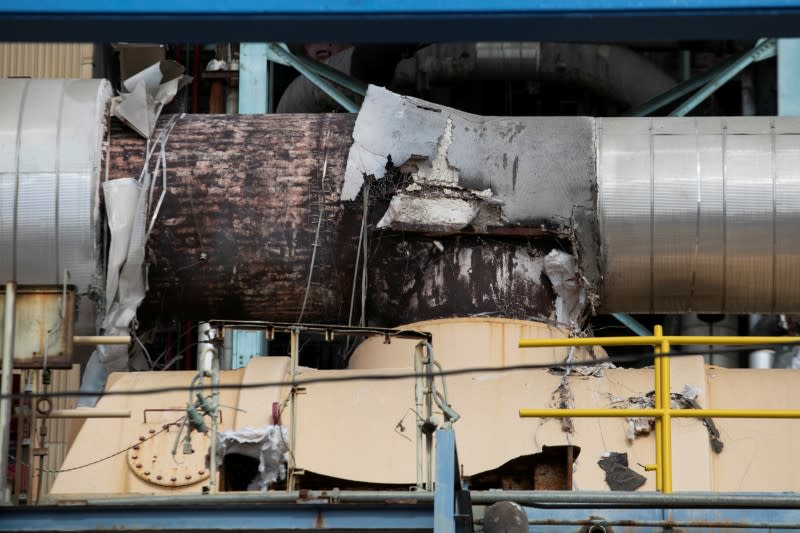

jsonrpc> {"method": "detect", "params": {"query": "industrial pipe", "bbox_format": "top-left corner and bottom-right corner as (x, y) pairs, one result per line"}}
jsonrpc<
(68, 490), (800, 509)
(45, 409), (131, 419)
(392, 42), (676, 108)
(0, 281), (16, 504)
(72, 336), (131, 346)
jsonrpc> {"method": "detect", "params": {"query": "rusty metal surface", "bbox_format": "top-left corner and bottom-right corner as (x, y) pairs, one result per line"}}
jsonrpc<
(110, 114), (358, 323)
(0, 286), (75, 369)
(368, 236), (555, 325)
(110, 115), (557, 326)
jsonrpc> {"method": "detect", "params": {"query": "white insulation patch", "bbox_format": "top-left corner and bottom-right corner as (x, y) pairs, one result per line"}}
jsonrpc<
(215, 425), (289, 491)
(544, 249), (587, 326)
(377, 195), (479, 229)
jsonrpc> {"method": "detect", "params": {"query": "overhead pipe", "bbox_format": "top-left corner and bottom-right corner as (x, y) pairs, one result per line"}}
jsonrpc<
(68, 490), (800, 509)
(392, 42), (676, 108)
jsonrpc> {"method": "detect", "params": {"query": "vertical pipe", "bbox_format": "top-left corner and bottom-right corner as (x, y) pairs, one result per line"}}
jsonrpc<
(208, 347), (220, 494)
(423, 345), (433, 491)
(288, 329), (299, 490)
(0, 281), (16, 504)
(653, 325), (663, 492)
(414, 343), (425, 490)
(658, 325), (673, 494)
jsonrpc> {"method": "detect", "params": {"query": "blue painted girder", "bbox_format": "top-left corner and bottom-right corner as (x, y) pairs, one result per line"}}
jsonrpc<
(3, 0), (800, 42)
(0, 503), (435, 532)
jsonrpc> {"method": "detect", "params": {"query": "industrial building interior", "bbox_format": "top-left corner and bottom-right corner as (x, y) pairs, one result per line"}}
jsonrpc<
(2, 3), (800, 532)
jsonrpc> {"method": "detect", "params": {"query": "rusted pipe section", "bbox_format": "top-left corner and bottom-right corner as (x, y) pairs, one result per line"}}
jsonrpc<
(108, 115), (556, 326)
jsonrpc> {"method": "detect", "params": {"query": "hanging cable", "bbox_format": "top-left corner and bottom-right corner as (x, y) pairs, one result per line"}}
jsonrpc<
(38, 417), (184, 473)
(4, 342), (800, 401)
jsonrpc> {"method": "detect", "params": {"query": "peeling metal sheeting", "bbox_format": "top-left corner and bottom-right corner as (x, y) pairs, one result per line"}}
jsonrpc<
(349, 89), (800, 314)
(343, 85), (595, 229)
(0, 78), (111, 334)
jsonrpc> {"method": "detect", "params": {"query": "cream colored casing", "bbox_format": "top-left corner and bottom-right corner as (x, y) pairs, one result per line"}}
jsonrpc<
(50, 318), (800, 498)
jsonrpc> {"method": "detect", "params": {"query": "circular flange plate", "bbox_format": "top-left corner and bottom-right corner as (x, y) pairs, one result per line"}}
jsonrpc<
(127, 427), (211, 487)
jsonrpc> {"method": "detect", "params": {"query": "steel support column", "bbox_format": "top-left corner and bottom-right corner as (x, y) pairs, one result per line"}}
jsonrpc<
(779, 39), (800, 116)
(239, 43), (269, 114)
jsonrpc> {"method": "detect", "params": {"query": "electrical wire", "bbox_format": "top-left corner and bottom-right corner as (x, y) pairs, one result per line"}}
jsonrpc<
(37, 417), (184, 473)
(297, 117), (331, 323)
(4, 342), (800, 401)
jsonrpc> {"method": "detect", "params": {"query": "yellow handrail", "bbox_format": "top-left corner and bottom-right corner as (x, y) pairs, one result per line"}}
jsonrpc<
(518, 326), (800, 493)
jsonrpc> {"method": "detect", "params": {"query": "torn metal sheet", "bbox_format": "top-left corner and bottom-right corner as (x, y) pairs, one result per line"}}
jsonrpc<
(112, 60), (191, 138)
(598, 451), (646, 491)
(609, 384), (723, 454)
(343, 86), (595, 229)
(544, 250), (588, 327)
(215, 425), (289, 491)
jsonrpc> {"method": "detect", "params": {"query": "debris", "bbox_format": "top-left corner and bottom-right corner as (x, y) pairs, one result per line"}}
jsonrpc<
(215, 425), (289, 491)
(548, 362), (614, 378)
(544, 250), (588, 327)
(610, 386), (724, 454)
(111, 60), (192, 138)
(598, 452), (646, 491)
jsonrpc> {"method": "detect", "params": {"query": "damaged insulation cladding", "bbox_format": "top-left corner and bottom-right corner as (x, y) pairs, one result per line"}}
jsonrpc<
(110, 112), (572, 327)
(105, 85), (800, 325)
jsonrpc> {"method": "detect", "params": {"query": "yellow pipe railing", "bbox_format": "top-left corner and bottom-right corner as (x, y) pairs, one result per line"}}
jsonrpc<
(518, 326), (800, 494)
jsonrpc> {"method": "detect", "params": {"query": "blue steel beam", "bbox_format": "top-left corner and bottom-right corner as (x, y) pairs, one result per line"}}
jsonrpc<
(0, 503), (434, 532)
(3, 1), (800, 42)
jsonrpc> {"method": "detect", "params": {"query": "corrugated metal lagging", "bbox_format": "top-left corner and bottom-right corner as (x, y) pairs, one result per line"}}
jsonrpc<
(598, 116), (800, 313)
(0, 43), (94, 79)
(0, 78), (111, 329)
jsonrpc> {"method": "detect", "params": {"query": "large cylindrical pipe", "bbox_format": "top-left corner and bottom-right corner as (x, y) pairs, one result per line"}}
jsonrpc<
(109, 114), (557, 325)
(598, 116), (800, 313)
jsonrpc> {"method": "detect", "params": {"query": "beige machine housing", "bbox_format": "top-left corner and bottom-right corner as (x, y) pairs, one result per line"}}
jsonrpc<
(50, 318), (800, 498)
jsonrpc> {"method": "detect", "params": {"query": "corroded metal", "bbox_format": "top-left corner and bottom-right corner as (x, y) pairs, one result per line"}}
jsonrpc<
(110, 114), (358, 323)
(109, 115), (556, 326)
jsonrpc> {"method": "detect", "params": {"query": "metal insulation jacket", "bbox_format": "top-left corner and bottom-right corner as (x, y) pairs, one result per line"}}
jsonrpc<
(598, 116), (800, 313)
(0, 79), (111, 332)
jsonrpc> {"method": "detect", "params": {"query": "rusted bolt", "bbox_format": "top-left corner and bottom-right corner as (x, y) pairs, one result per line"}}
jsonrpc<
(136, 463), (142, 468)
(185, 475), (192, 480)
(198, 470), (205, 475)
(144, 471), (150, 476)
(156, 475), (163, 480)
(149, 429), (156, 434)
(138, 436), (146, 441)
(170, 477), (177, 482)
(132, 445), (140, 450)
(131, 455), (138, 460)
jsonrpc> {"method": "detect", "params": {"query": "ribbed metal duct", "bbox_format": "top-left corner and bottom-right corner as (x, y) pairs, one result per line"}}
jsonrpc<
(598, 117), (800, 313)
(0, 79), (111, 332)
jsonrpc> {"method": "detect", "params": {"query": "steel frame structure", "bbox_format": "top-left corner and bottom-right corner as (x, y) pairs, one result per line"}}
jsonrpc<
(3, 1), (800, 42)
